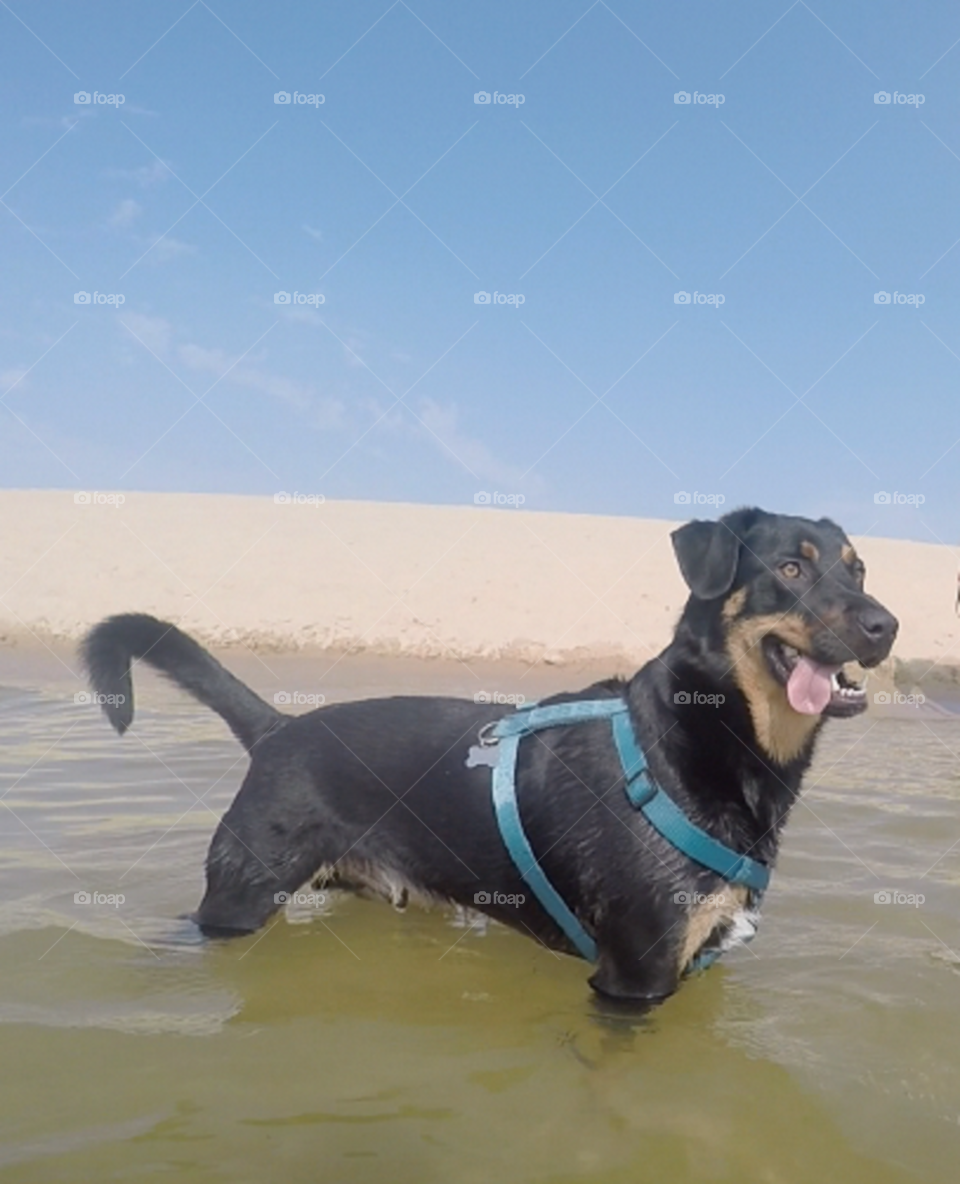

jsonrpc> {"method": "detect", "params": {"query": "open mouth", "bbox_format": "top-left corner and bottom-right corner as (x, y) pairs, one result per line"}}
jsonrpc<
(761, 636), (867, 718)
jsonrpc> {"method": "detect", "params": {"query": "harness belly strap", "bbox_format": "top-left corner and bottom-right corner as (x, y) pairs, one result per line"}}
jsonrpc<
(488, 697), (770, 964)
(491, 732), (599, 962)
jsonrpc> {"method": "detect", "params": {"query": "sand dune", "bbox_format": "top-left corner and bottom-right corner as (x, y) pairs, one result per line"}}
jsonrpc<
(0, 491), (955, 673)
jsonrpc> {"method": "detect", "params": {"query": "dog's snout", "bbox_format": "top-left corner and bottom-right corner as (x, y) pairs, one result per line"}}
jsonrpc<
(857, 604), (898, 653)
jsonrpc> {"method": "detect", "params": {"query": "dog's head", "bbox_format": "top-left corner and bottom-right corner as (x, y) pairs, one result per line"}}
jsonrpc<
(671, 508), (898, 763)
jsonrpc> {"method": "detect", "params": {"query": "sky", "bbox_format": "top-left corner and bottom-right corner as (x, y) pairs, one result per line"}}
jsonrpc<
(1, 0), (958, 543)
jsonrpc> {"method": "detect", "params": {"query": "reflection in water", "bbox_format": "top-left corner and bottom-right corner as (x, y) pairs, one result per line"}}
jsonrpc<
(0, 664), (958, 1182)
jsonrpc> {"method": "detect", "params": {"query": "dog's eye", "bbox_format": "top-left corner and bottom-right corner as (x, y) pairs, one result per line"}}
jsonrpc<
(779, 561), (802, 579)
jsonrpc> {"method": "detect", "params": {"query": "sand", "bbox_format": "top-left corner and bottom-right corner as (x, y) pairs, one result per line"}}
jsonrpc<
(0, 490), (955, 673)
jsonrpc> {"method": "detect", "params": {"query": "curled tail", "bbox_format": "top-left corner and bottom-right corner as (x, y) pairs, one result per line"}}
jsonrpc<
(82, 613), (283, 752)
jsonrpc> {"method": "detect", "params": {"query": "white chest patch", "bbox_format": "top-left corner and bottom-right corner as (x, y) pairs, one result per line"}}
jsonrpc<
(717, 907), (761, 953)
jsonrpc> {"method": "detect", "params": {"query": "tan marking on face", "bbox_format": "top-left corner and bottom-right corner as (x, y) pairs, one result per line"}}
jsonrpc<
(679, 884), (749, 970)
(841, 544), (858, 566)
(722, 587), (747, 621)
(800, 540), (819, 562)
(725, 612), (822, 763)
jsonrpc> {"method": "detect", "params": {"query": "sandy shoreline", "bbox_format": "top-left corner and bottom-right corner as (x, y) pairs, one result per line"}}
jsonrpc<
(0, 491), (956, 676)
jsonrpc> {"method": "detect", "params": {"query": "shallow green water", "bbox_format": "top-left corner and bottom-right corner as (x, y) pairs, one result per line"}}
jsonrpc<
(1, 651), (959, 1182)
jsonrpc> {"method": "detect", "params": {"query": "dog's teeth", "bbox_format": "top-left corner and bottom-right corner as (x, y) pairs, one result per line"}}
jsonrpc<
(783, 645), (799, 659)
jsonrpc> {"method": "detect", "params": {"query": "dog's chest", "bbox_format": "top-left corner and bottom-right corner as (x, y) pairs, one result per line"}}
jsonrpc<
(678, 884), (760, 969)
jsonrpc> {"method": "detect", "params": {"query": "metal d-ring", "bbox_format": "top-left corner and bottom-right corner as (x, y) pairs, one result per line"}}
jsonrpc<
(477, 720), (500, 747)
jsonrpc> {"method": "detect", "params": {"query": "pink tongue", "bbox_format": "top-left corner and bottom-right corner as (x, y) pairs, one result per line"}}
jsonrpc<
(786, 656), (841, 715)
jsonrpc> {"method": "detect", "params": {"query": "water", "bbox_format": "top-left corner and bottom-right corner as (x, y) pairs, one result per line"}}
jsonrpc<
(1, 646), (959, 1182)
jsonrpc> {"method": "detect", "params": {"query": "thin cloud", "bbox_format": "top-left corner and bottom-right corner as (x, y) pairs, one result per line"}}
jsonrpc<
(417, 398), (535, 488)
(109, 198), (142, 228)
(105, 159), (171, 187)
(120, 313), (173, 356)
(178, 343), (343, 425)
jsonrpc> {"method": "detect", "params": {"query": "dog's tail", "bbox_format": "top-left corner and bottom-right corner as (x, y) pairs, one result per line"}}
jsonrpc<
(81, 613), (283, 753)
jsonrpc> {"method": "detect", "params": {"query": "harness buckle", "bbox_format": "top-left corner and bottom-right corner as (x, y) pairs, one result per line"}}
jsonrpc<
(477, 720), (500, 747)
(624, 773), (657, 809)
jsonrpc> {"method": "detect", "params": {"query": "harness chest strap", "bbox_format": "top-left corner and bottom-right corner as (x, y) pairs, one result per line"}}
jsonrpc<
(489, 698), (770, 964)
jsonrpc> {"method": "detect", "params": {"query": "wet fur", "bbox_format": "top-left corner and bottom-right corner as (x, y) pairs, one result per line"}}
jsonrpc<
(82, 508), (897, 1009)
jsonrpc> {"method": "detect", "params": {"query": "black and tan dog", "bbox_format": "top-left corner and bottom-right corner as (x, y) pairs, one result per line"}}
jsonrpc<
(83, 508), (897, 1007)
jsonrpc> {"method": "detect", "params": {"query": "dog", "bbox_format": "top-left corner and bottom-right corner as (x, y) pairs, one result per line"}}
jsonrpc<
(82, 507), (897, 1009)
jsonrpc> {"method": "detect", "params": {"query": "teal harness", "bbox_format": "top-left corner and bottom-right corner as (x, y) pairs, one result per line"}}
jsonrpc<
(487, 698), (769, 966)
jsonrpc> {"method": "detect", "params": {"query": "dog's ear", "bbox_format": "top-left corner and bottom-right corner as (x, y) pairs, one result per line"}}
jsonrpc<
(671, 520), (740, 600)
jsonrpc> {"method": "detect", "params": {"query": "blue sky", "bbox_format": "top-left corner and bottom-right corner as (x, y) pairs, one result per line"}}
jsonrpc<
(1, 0), (958, 542)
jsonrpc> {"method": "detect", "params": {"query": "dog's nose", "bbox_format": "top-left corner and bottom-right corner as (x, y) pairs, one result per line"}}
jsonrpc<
(858, 605), (899, 649)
